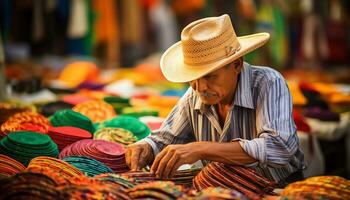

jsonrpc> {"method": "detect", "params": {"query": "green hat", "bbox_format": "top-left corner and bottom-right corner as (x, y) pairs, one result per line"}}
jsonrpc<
(50, 109), (95, 133)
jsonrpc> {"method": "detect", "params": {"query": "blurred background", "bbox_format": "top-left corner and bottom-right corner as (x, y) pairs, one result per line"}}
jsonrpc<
(0, 0), (349, 180)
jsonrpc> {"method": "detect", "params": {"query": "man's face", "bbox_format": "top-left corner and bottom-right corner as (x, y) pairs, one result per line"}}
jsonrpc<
(189, 59), (241, 105)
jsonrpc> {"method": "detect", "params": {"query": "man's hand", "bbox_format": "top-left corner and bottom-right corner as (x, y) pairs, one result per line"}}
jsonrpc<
(126, 142), (154, 171)
(150, 143), (203, 179)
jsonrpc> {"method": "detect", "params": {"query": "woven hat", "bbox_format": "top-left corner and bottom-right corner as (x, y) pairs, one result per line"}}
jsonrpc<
(160, 14), (270, 82)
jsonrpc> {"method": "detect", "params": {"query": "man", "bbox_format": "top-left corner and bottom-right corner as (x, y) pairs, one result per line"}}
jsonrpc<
(126, 14), (304, 186)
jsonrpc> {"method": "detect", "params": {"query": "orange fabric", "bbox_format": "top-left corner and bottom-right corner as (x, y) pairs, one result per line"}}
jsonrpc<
(287, 81), (307, 106)
(59, 62), (99, 88)
(92, 0), (118, 43)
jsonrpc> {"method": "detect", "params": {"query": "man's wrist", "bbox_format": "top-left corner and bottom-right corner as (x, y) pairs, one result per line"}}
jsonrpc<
(187, 142), (206, 160)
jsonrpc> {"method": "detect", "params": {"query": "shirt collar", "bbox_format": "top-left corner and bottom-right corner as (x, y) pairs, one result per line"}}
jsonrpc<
(193, 62), (255, 112)
(233, 62), (255, 109)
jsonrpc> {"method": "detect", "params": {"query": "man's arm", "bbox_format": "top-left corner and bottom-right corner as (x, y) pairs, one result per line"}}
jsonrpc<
(151, 141), (256, 178)
(126, 89), (195, 170)
(236, 75), (300, 168)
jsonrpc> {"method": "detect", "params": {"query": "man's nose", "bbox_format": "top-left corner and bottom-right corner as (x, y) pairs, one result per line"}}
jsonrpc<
(194, 78), (208, 92)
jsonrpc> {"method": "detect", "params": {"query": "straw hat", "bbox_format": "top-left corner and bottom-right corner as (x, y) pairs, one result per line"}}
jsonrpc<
(160, 14), (270, 83)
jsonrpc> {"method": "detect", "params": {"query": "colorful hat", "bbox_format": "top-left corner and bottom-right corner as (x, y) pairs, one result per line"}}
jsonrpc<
(72, 100), (116, 123)
(0, 131), (59, 166)
(193, 162), (276, 200)
(0, 154), (26, 177)
(59, 139), (129, 173)
(26, 156), (85, 185)
(94, 127), (137, 146)
(96, 116), (150, 140)
(61, 156), (113, 177)
(281, 176), (350, 200)
(0, 172), (62, 199)
(125, 181), (185, 199)
(1, 111), (51, 137)
(50, 109), (95, 133)
(160, 14), (270, 82)
(48, 126), (92, 151)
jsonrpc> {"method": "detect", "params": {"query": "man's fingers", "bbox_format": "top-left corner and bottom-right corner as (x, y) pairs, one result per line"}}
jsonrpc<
(155, 150), (175, 178)
(130, 147), (141, 171)
(169, 162), (182, 178)
(150, 148), (167, 174)
(125, 147), (132, 167)
(162, 153), (179, 178)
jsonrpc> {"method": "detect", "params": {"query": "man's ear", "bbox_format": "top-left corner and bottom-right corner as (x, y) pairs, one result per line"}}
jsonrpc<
(233, 57), (243, 73)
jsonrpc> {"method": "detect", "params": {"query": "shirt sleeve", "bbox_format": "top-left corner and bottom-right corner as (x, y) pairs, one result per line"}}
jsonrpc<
(140, 89), (196, 156)
(236, 75), (300, 168)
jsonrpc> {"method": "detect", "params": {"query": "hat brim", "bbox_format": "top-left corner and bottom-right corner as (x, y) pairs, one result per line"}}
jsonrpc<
(160, 32), (270, 83)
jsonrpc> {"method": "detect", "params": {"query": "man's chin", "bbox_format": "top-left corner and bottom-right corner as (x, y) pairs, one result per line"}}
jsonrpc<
(200, 98), (219, 105)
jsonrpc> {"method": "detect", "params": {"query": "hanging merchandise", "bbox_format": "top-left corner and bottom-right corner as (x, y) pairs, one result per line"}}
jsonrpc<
(92, 0), (120, 67)
(298, 0), (328, 67)
(256, 0), (289, 68)
(149, 0), (178, 51)
(67, 0), (88, 38)
(324, 0), (348, 64)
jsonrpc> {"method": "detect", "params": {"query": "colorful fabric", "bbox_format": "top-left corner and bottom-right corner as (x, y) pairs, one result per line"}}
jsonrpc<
(59, 139), (129, 173)
(73, 100), (116, 123)
(143, 63), (304, 183)
(281, 176), (350, 200)
(1, 111), (51, 137)
(193, 162), (276, 200)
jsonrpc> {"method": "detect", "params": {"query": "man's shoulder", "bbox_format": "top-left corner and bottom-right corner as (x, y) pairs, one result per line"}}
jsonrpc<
(247, 63), (286, 87)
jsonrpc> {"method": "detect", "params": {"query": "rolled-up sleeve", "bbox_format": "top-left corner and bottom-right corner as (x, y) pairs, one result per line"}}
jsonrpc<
(237, 76), (299, 168)
(141, 89), (196, 156)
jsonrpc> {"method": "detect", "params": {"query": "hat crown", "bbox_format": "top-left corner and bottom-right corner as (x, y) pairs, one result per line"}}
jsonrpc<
(181, 14), (241, 66)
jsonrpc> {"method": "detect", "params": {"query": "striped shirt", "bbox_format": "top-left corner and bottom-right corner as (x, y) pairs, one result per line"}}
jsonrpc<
(143, 62), (305, 183)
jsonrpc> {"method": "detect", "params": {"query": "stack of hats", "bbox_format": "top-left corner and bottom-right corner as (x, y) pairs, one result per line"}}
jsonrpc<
(40, 101), (73, 117)
(0, 172), (62, 199)
(94, 173), (135, 190)
(94, 127), (137, 146)
(58, 177), (130, 200)
(193, 162), (276, 200)
(0, 154), (26, 177)
(125, 181), (186, 199)
(281, 176), (350, 200)
(103, 96), (131, 114)
(96, 116), (150, 140)
(26, 156), (86, 185)
(122, 168), (200, 187)
(59, 139), (129, 173)
(58, 61), (99, 88)
(0, 131), (59, 166)
(48, 126), (92, 151)
(50, 109), (95, 133)
(1, 111), (51, 137)
(72, 100), (116, 123)
(191, 187), (249, 200)
(61, 156), (113, 177)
